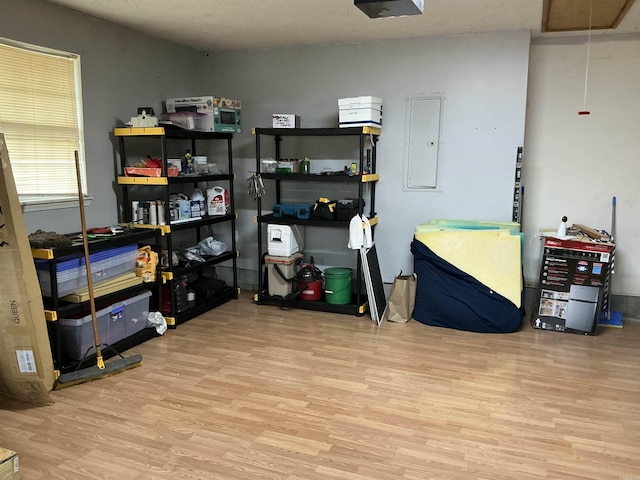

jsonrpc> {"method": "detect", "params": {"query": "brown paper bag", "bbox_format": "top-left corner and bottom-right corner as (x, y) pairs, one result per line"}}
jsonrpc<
(384, 272), (417, 323)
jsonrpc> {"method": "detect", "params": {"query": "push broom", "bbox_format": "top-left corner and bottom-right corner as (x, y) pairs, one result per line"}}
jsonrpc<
(54, 152), (143, 389)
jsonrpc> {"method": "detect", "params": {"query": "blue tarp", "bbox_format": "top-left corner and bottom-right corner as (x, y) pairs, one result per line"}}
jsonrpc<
(411, 238), (524, 333)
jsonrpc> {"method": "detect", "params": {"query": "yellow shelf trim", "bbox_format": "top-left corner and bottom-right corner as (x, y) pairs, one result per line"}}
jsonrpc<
(117, 176), (168, 185)
(113, 127), (165, 136)
(31, 248), (54, 260)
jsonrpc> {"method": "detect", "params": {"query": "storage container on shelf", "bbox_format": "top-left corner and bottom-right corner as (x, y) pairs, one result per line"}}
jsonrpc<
(267, 224), (304, 256)
(264, 253), (303, 297)
(338, 96), (383, 128)
(35, 243), (139, 297)
(58, 290), (152, 361)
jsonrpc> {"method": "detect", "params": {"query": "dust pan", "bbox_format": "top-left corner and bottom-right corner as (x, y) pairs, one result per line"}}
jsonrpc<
(55, 152), (142, 389)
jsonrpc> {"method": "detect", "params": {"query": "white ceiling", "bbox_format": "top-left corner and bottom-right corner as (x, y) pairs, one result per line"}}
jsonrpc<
(43, 0), (640, 52)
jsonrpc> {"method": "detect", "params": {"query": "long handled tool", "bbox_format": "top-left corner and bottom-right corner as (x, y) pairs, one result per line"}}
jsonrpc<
(54, 152), (143, 389)
(607, 196), (616, 320)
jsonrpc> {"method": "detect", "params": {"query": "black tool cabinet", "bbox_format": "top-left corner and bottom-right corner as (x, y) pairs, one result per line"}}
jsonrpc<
(252, 126), (380, 316)
(114, 127), (239, 327)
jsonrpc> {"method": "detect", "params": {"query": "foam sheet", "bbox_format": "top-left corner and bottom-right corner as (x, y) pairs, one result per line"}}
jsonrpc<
(414, 229), (522, 307)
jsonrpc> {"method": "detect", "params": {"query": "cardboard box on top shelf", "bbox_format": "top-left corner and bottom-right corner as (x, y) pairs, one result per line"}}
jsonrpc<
(0, 133), (55, 404)
(272, 114), (300, 128)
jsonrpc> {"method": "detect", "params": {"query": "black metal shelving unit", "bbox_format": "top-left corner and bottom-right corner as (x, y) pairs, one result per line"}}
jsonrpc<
(31, 228), (162, 374)
(114, 126), (239, 327)
(253, 126), (380, 316)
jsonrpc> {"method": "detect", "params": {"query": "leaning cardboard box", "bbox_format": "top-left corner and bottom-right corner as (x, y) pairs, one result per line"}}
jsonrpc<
(0, 448), (19, 479)
(0, 133), (55, 404)
(532, 236), (615, 335)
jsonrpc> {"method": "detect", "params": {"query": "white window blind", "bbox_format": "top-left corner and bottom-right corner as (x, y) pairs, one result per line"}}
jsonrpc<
(0, 38), (86, 207)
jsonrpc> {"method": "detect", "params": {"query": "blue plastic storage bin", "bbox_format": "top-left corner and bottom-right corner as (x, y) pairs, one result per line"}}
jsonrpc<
(35, 244), (139, 297)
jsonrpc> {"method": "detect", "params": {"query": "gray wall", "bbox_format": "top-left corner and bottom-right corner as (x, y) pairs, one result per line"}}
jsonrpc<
(5, 2), (636, 302)
(1, 0), (205, 232)
(524, 34), (640, 299)
(204, 32), (531, 283)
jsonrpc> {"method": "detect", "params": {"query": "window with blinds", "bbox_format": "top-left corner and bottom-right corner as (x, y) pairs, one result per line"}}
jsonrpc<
(0, 38), (86, 208)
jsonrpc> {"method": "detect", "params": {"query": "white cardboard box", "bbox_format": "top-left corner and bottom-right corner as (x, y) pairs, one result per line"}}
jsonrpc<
(338, 96), (383, 128)
(273, 114), (300, 128)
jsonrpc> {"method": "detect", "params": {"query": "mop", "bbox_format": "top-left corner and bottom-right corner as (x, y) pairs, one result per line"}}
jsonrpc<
(54, 152), (143, 389)
(599, 196), (623, 328)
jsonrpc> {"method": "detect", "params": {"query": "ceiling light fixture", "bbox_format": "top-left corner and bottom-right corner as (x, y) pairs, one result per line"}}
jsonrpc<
(355, 0), (424, 18)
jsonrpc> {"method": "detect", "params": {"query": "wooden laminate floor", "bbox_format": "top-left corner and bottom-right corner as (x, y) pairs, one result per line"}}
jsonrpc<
(2, 293), (640, 480)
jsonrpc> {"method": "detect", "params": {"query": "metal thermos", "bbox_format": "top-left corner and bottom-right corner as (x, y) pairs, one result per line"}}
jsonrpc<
(149, 200), (157, 225)
(157, 201), (166, 225)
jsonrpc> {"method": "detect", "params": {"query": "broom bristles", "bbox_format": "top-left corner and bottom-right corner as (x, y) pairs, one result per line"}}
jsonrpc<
(54, 355), (143, 390)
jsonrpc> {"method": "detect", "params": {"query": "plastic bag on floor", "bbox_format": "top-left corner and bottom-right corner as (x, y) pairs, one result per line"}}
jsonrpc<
(147, 311), (167, 335)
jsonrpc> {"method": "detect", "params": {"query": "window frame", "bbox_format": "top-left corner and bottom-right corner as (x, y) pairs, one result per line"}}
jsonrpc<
(0, 37), (89, 212)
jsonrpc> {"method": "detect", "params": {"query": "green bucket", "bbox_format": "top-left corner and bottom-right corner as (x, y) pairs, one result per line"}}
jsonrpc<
(324, 267), (352, 305)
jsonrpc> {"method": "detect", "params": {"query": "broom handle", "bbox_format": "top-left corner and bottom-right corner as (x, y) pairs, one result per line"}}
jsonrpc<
(75, 151), (104, 368)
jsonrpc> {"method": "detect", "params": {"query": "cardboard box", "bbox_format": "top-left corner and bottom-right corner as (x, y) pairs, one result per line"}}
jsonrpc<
(532, 236), (614, 335)
(338, 96), (383, 128)
(0, 448), (19, 479)
(165, 96), (242, 133)
(0, 134), (55, 403)
(272, 114), (300, 128)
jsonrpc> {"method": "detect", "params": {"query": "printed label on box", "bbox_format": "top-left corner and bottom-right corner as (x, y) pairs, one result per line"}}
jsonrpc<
(16, 349), (37, 374)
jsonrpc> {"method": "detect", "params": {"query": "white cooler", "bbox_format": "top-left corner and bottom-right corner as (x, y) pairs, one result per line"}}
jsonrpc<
(338, 96), (383, 128)
(267, 224), (304, 256)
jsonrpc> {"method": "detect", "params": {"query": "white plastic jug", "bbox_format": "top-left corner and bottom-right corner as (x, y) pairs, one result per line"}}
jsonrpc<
(191, 188), (206, 217)
(207, 186), (228, 216)
(174, 193), (191, 220)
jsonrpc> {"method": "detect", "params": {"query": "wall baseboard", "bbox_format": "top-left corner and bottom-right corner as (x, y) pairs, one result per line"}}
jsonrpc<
(225, 267), (640, 322)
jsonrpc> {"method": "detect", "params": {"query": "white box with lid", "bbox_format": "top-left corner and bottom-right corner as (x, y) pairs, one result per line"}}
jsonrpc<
(267, 224), (304, 257)
(338, 96), (383, 128)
